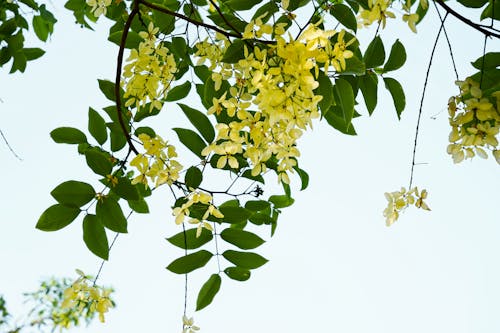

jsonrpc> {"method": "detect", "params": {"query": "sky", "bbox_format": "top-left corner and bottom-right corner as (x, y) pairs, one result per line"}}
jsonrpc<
(1, 2), (499, 333)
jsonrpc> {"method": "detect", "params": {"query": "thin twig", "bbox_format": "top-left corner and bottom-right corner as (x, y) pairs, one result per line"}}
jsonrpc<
(0, 129), (22, 161)
(432, 1), (459, 80)
(408, 12), (449, 189)
(93, 232), (121, 285)
(434, 0), (500, 39)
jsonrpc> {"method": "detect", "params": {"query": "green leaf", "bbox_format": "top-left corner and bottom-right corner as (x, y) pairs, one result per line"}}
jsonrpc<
(108, 123), (127, 152)
(383, 40), (406, 72)
(218, 206), (253, 224)
(324, 106), (357, 135)
(222, 250), (268, 269)
(333, 78), (355, 125)
(165, 81), (191, 101)
(36, 204), (81, 231)
(457, 0), (488, 8)
(32, 15), (49, 41)
(166, 250), (213, 274)
(249, 212), (273, 225)
(293, 166), (309, 190)
(220, 228), (265, 250)
(167, 228), (213, 250)
(359, 72), (378, 115)
(224, 266), (251, 281)
(178, 103), (215, 143)
(341, 56), (366, 75)
(50, 181), (95, 208)
(330, 4), (357, 32)
(471, 52), (500, 70)
(50, 127), (87, 144)
(173, 128), (207, 158)
(316, 69), (334, 113)
(23, 48), (45, 61)
(96, 197), (128, 233)
(269, 195), (294, 208)
(481, 0), (500, 20)
(226, 0), (262, 10)
(83, 214), (109, 260)
(85, 149), (112, 176)
(128, 198), (149, 214)
(244, 200), (270, 211)
(88, 108), (108, 145)
(98, 79), (117, 102)
(252, 1), (279, 22)
(196, 274), (221, 311)
(383, 77), (406, 119)
(185, 167), (203, 189)
(364, 36), (385, 69)
(108, 30), (142, 49)
(222, 39), (246, 63)
(110, 177), (140, 200)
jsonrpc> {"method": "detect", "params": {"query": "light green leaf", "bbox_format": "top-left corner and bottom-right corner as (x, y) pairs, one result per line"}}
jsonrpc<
(36, 204), (81, 231)
(50, 180), (95, 208)
(269, 195), (294, 208)
(108, 30), (143, 49)
(166, 250), (213, 274)
(128, 198), (149, 214)
(196, 274), (221, 311)
(244, 200), (270, 211)
(82, 214), (109, 260)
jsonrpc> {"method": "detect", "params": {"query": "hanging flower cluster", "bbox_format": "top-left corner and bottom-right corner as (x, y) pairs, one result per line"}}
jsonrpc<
(447, 78), (500, 164)
(86, 0), (112, 17)
(130, 133), (182, 188)
(122, 23), (177, 113)
(383, 187), (430, 226)
(60, 270), (114, 325)
(358, 0), (427, 33)
(196, 18), (355, 184)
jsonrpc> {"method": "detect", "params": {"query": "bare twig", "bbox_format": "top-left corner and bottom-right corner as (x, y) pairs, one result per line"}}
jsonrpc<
(0, 129), (23, 161)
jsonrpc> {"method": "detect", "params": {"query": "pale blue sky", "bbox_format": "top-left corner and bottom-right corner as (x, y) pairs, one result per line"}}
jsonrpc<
(1, 2), (499, 333)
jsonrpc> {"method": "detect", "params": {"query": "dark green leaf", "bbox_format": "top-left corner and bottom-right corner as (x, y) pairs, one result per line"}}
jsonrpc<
(480, 0), (500, 20)
(359, 72), (378, 115)
(167, 228), (213, 250)
(252, 1), (279, 22)
(96, 197), (128, 233)
(173, 128), (207, 158)
(226, 0), (262, 10)
(50, 127), (87, 144)
(269, 195), (294, 208)
(218, 206), (253, 224)
(341, 56), (366, 75)
(134, 126), (156, 138)
(333, 78), (355, 125)
(110, 177), (140, 200)
(128, 198), (149, 213)
(85, 149), (112, 176)
(32, 15), (49, 41)
(330, 4), (357, 32)
(98, 79), (116, 102)
(241, 170), (265, 183)
(222, 39), (246, 63)
(316, 69), (334, 113)
(171, 36), (188, 57)
(324, 106), (357, 135)
(220, 228), (265, 250)
(194, 65), (211, 82)
(222, 250), (268, 269)
(107, 123), (127, 152)
(196, 274), (221, 311)
(166, 250), (213, 274)
(457, 0), (488, 8)
(384, 77), (405, 119)
(471, 52), (500, 70)
(50, 180), (95, 208)
(383, 40), (406, 72)
(108, 30), (143, 49)
(224, 266), (251, 281)
(185, 167), (203, 189)
(88, 107), (108, 145)
(249, 212), (273, 225)
(293, 166), (309, 190)
(364, 36), (385, 68)
(165, 81), (191, 101)
(36, 204), (81, 231)
(244, 200), (270, 211)
(178, 103), (215, 143)
(83, 214), (109, 260)
(23, 48), (45, 61)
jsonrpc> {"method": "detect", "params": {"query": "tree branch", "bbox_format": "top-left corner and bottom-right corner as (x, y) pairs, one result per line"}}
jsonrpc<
(434, 0), (500, 39)
(115, 1), (140, 155)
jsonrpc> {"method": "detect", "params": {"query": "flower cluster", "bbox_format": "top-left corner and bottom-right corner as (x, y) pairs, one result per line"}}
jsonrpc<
(447, 78), (500, 164)
(196, 18), (355, 183)
(130, 133), (182, 188)
(122, 23), (177, 113)
(383, 187), (430, 226)
(358, 0), (426, 33)
(172, 190), (223, 237)
(182, 315), (200, 333)
(60, 270), (113, 325)
(86, 0), (112, 17)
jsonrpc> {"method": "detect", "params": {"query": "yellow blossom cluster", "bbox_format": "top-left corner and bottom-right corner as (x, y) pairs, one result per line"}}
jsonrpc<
(122, 23), (177, 112)
(358, 0), (427, 33)
(60, 270), (113, 325)
(86, 0), (112, 17)
(447, 78), (500, 164)
(130, 133), (182, 188)
(196, 19), (355, 183)
(172, 190), (223, 237)
(383, 187), (430, 226)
